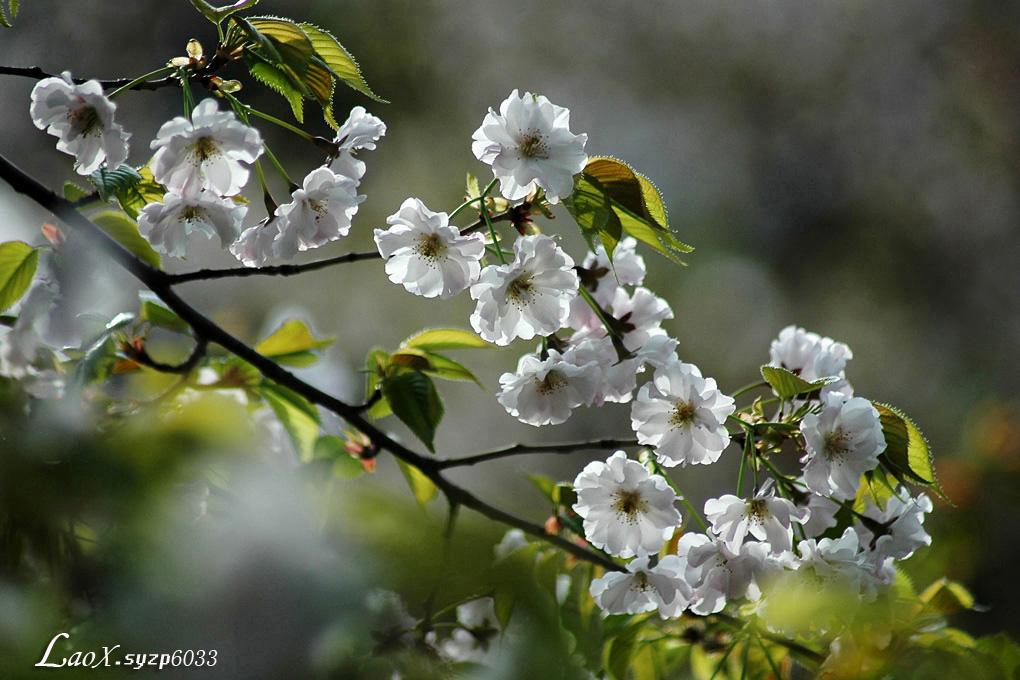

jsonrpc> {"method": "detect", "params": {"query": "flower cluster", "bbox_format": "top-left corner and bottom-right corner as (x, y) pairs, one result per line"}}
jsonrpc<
(565, 326), (932, 637)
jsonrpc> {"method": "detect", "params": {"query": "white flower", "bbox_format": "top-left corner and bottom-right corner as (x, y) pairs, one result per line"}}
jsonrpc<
(794, 527), (865, 592)
(579, 236), (647, 307)
(855, 488), (932, 561)
(797, 488), (841, 538)
(137, 191), (246, 258)
(572, 451), (682, 559)
(631, 361), (735, 467)
(590, 555), (690, 618)
(469, 234), (578, 346)
(471, 89), (588, 203)
(497, 348), (600, 426)
(230, 218), (279, 268)
(704, 482), (809, 554)
(567, 335), (638, 405)
(374, 198), (485, 299)
(150, 98), (263, 197)
(273, 167), (364, 259)
(440, 598), (501, 664)
(608, 286), (673, 352)
(800, 392), (885, 500)
(329, 106), (386, 182)
(678, 533), (772, 615)
(494, 529), (528, 559)
(769, 325), (853, 397)
(30, 73), (130, 175)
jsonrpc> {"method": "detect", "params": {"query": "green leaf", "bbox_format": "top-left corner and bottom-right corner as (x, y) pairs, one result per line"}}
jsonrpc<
(920, 578), (976, 614)
(402, 328), (492, 351)
(314, 435), (364, 479)
(73, 335), (118, 386)
(381, 372), (443, 452)
(115, 165), (165, 221)
(247, 58), (306, 123)
(760, 365), (837, 400)
(388, 349), (484, 388)
(90, 164), (143, 203)
(298, 22), (387, 103)
(138, 292), (190, 334)
(0, 241), (39, 313)
(91, 211), (161, 269)
(62, 181), (92, 202)
(395, 458), (437, 509)
(524, 473), (558, 505)
(262, 382), (320, 461)
(190, 0), (258, 23)
(254, 318), (334, 367)
(364, 349), (392, 418)
(605, 621), (643, 680)
(874, 402), (946, 500)
(564, 173), (621, 258)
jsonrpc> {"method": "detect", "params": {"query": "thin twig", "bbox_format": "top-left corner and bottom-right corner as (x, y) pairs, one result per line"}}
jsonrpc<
(165, 250), (382, 284)
(437, 438), (640, 469)
(0, 66), (178, 92)
(129, 337), (208, 374)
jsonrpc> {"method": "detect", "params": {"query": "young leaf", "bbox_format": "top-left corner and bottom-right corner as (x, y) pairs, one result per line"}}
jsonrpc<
(91, 211), (162, 269)
(90, 164), (143, 203)
(298, 22), (387, 103)
(418, 352), (484, 388)
(72, 335), (119, 386)
(874, 402), (947, 501)
(62, 181), (92, 203)
(760, 365), (837, 400)
(524, 473), (558, 505)
(396, 458), (437, 509)
(262, 382), (320, 461)
(248, 60), (306, 122)
(190, 0), (259, 24)
(314, 435), (364, 480)
(381, 371), (443, 452)
(138, 292), (190, 334)
(254, 319), (334, 367)
(115, 165), (165, 221)
(402, 328), (492, 351)
(0, 241), (39, 313)
(564, 173), (621, 258)
(920, 578), (976, 614)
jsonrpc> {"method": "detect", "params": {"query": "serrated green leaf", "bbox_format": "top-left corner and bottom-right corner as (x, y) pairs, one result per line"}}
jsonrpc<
(381, 371), (443, 452)
(254, 318), (334, 367)
(314, 435), (364, 479)
(564, 173), (621, 258)
(466, 173), (481, 200)
(419, 352), (484, 388)
(402, 328), (492, 351)
(396, 458), (437, 508)
(0, 4), (10, 26)
(920, 578), (976, 614)
(8, 0), (15, 20)
(90, 164), (143, 203)
(524, 473), (558, 505)
(874, 402), (946, 500)
(636, 173), (668, 230)
(760, 365), (837, 400)
(91, 211), (161, 269)
(584, 157), (648, 222)
(62, 181), (91, 202)
(138, 292), (190, 334)
(365, 349), (392, 418)
(0, 241), (39, 313)
(247, 58), (305, 122)
(388, 348), (433, 372)
(262, 382), (320, 461)
(299, 22), (387, 103)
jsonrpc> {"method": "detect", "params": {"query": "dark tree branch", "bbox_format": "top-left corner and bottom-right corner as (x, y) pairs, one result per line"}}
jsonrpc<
(128, 337), (208, 375)
(0, 151), (624, 574)
(0, 66), (177, 92)
(436, 438), (641, 469)
(165, 250), (382, 284)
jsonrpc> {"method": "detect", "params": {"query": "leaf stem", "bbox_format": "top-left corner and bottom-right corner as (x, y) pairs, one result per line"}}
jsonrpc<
(652, 460), (708, 532)
(450, 177), (498, 220)
(107, 65), (177, 99)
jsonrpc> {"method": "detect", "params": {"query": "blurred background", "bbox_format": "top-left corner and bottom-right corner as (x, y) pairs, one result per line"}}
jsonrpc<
(1, 0), (1019, 674)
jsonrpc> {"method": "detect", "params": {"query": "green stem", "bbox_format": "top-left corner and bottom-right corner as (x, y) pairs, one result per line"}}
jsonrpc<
(179, 68), (196, 118)
(481, 200), (507, 265)
(243, 104), (317, 141)
(652, 460), (707, 532)
(262, 143), (294, 190)
(107, 65), (177, 99)
(737, 424), (752, 497)
(450, 177), (498, 220)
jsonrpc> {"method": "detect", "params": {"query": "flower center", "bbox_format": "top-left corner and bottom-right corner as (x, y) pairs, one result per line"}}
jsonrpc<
(192, 136), (220, 162)
(67, 105), (102, 137)
(536, 370), (567, 395)
(630, 571), (653, 592)
(612, 489), (649, 521)
(178, 205), (204, 222)
(669, 400), (697, 428)
(505, 275), (535, 307)
(518, 129), (549, 159)
(414, 233), (444, 262)
(308, 199), (329, 221)
(823, 428), (851, 462)
(747, 498), (769, 526)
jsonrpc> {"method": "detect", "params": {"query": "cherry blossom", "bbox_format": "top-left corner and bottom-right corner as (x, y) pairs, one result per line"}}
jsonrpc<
(469, 234), (578, 345)
(677, 533), (774, 616)
(374, 198), (485, 299)
(497, 348), (600, 426)
(471, 89), (588, 203)
(273, 167), (364, 259)
(855, 488), (933, 561)
(704, 481), (810, 554)
(572, 451), (682, 558)
(589, 555), (690, 618)
(800, 392), (886, 500)
(137, 191), (247, 258)
(30, 72), (130, 175)
(328, 106), (386, 182)
(631, 360), (735, 467)
(578, 236), (647, 307)
(769, 325), (854, 398)
(150, 98), (263, 198)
